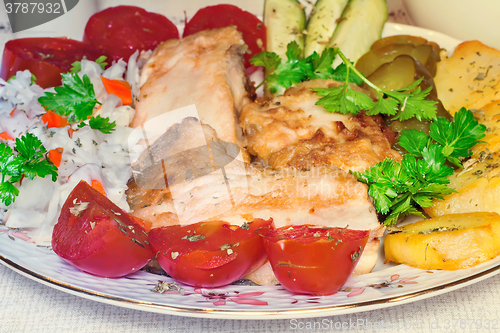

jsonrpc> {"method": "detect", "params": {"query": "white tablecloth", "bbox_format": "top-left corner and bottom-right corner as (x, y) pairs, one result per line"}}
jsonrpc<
(1, 264), (500, 332)
(2, 1), (500, 332)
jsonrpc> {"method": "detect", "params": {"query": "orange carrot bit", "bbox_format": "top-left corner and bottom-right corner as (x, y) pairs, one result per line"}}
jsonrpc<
(0, 132), (14, 141)
(67, 127), (75, 139)
(9, 108), (16, 116)
(91, 179), (106, 196)
(101, 76), (132, 106)
(41, 110), (69, 128)
(48, 148), (64, 167)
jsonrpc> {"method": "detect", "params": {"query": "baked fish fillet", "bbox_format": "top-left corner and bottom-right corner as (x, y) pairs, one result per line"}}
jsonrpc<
(131, 27), (254, 160)
(126, 117), (384, 280)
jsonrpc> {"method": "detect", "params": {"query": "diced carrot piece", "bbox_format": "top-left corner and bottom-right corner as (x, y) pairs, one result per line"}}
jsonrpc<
(101, 76), (132, 105)
(0, 132), (14, 141)
(48, 148), (64, 167)
(41, 110), (69, 128)
(9, 108), (16, 116)
(91, 179), (106, 196)
(67, 127), (75, 139)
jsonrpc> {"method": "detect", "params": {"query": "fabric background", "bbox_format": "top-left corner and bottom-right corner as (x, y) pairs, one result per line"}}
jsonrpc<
(2, 265), (500, 332)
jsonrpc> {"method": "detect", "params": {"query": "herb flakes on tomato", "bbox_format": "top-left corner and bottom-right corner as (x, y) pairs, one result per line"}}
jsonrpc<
(52, 180), (153, 278)
(148, 219), (273, 288)
(257, 225), (369, 295)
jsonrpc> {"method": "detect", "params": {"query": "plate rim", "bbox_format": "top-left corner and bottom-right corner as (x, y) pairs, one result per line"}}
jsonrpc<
(2, 250), (500, 319)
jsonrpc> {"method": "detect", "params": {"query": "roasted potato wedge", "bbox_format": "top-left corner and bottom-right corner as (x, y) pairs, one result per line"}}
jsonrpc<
(434, 40), (500, 116)
(424, 151), (500, 217)
(384, 212), (500, 270)
(424, 100), (500, 217)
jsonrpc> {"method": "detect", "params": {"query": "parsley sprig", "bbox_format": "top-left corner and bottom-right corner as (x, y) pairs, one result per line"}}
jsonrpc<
(0, 133), (58, 206)
(353, 108), (486, 225)
(38, 72), (115, 134)
(250, 42), (361, 95)
(78, 115), (116, 134)
(252, 43), (435, 121)
(312, 50), (437, 120)
(38, 73), (99, 123)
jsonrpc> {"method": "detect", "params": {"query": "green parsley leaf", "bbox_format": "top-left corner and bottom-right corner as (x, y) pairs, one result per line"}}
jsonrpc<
(314, 49), (437, 120)
(38, 73), (100, 123)
(388, 85), (437, 121)
(0, 144), (24, 182)
(0, 134), (58, 206)
(0, 182), (19, 207)
(306, 48), (337, 80)
(314, 85), (373, 115)
(15, 133), (58, 181)
(399, 107), (486, 168)
(87, 115), (116, 134)
(251, 42), (313, 94)
(70, 55), (108, 73)
(266, 59), (312, 95)
(429, 107), (486, 167)
(328, 63), (364, 85)
(398, 129), (430, 157)
(250, 51), (281, 72)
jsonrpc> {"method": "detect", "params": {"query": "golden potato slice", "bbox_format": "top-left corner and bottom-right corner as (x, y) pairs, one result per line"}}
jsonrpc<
(434, 40), (500, 116)
(424, 152), (500, 217)
(384, 212), (500, 270)
(471, 101), (500, 156)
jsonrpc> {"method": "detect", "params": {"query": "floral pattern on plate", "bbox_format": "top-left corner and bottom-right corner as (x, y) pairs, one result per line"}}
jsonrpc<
(1, 228), (500, 319)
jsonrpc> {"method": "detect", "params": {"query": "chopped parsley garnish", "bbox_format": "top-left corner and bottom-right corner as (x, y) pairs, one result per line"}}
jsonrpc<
(0, 133), (58, 206)
(78, 115), (116, 134)
(312, 50), (436, 120)
(353, 108), (486, 225)
(251, 42), (435, 121)
(38, 72), (114, 134)
(38, 73), (99, 123)
(250, 42), (361, 95)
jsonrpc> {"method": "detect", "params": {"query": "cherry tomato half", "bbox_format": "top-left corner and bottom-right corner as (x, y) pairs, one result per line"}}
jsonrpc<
(0, 38), (106, 88)
(84, 6), (179, 62)
(183, 4), (266, 69)
(258, 225), (369, 295)
(52, 180), (153, 278)
(149, 219), (273, 288)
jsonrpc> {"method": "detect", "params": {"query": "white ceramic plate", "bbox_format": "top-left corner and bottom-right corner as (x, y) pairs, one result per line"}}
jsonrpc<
(2, 219), (500, 320)
(0, 21), (496, 320)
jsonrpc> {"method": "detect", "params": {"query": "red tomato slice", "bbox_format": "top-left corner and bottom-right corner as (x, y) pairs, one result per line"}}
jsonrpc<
(0, 38), (106, 88)
(183, 4), (266, 69)
(84, 6), (179, 63)
(148, 219), (273, 288)
(258, 225), (370, 295)
(52, 180), (153, 278)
